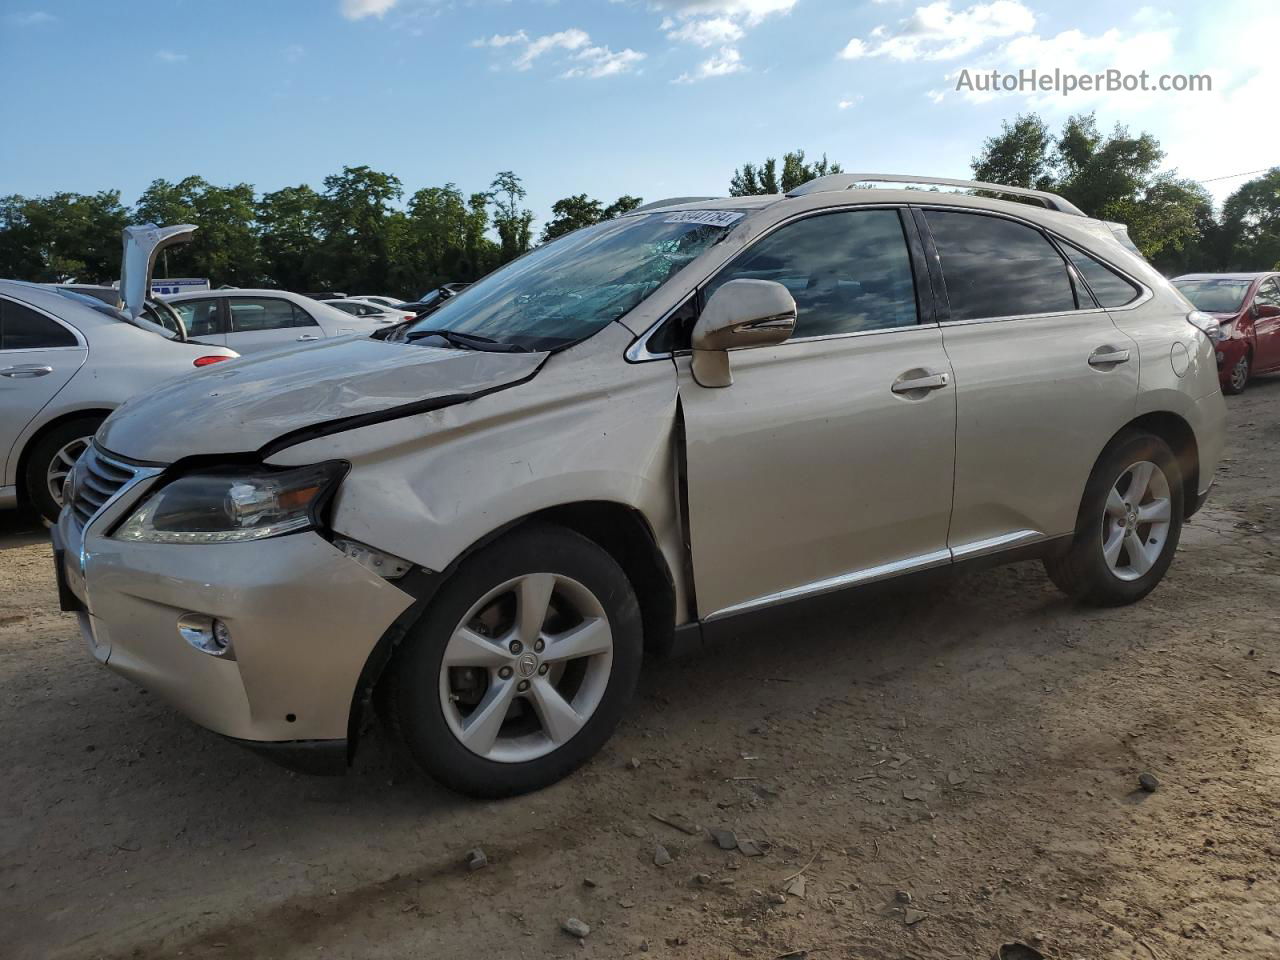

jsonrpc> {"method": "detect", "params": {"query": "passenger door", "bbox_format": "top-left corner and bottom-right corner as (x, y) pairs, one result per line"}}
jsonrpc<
(677, 208), (957, 620)
(1252, 277), (1280, 371)
(919, 207), (1140, 555)
(225, 297), (322, 354)
(0, 297), (87, 481)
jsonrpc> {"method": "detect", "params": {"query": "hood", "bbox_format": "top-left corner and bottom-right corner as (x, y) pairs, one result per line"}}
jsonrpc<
(97, 336), (546, 463)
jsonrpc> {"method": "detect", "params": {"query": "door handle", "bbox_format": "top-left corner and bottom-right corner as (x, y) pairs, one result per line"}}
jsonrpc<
(0, 365), (54, 378)
(891, 371), (949, 395)
(295, 334), (320, 342)
(1088, 348), (1130, 367)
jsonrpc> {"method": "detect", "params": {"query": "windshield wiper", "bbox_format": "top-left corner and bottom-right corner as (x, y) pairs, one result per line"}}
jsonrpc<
(405, 329), (532, 353)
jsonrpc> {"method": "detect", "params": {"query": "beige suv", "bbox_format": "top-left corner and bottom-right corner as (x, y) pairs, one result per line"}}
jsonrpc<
(53, 174), (1226, 796)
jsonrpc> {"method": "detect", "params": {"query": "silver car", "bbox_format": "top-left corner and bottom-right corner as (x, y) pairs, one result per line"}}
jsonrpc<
(54, 174), (1227, 797)
(165, 289), (388, 355)
(3, 270), (238, 523)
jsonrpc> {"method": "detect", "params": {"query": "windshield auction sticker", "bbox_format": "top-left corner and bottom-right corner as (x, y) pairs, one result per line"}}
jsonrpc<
(663, 210), (744, 227)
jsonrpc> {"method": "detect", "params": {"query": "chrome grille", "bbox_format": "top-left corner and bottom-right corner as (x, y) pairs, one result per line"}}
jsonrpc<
(69, 446), (138, 529)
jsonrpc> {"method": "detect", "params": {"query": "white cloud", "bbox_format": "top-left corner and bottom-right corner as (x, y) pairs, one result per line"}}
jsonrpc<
(6, 10), (55, 25)
(837, 95), (863, 109)
(562, 45), (647, 79)
(666, 16), (744, 47)
(840, 0), (1035, 62)
(675, 45), (744, 83)
(475, 27), (643, 78)
(340, 0), (398, 20)
(155, 50), (188, 63)
(654, 0), (798, 26)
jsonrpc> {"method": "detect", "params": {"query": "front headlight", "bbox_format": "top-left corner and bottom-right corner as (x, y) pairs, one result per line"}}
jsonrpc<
(114, 461), (347, 544)
(1186, 310), (1224, 342)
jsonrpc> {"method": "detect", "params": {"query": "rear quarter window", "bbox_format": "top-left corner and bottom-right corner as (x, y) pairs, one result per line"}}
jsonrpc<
(1062, 244), (1141, 308)
(1, 299), (79, 349)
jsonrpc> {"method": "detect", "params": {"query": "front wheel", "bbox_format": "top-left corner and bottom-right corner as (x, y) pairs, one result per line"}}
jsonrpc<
(1044, 431), (1184, 606)
(388, 524), (643, 797)
(1223, 351), (1250, 395)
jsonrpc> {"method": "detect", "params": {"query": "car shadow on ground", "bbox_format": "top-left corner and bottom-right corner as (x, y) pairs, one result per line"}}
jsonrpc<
(0, 508), (47, 551)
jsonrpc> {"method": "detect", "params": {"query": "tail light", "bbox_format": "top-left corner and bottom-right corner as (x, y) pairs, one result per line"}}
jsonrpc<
(1186, 311), (1223, 342)
(193, 355), (230, 367)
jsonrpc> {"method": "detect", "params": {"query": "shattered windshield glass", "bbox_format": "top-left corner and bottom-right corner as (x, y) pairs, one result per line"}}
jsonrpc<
(406, 211), (742, 351)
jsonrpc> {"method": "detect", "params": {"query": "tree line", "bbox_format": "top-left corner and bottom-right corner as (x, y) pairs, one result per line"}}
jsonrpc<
(0, 168), (641, 296)
(1, 114), (1276, 296)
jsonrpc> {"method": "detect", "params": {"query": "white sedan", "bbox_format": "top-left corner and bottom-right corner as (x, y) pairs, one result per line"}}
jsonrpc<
(350, 295), (405, 309)
(164, 289), (387, 355)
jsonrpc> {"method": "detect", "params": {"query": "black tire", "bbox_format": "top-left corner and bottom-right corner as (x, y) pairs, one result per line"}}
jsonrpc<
(1044, 430), (1184, 607)
(388, 523), (643, 797)
(1223, 350), (1250, 395)
(22, 417), (103, 524)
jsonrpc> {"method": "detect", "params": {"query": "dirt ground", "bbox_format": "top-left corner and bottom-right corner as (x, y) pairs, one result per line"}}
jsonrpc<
(3, 380), (1278, 960)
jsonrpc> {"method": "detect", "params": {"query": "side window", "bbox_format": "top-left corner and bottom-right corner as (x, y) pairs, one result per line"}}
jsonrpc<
(1256, 278), (1280, 309)
(228, 298), (318, 331)
(924, 210), (1077, 321)
(173, 299), (222, 337)
(704, 209), (920, 339)
(0, 299), (79, 349)
(1062, 243), (1141, 308)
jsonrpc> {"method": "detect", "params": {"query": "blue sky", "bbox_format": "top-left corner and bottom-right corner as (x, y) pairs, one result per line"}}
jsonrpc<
(1, 0), (1274, 227)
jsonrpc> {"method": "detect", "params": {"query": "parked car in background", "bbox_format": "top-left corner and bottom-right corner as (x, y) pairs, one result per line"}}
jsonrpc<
(395, 282), (471, 317)
(1172, 272), (1280, 394)
(324, 298), (415, 323)
(50, 284), (189, 341)
(165, 289), (387, 355)
(1, 282), (236, 522)
(351, 296), (405, 309)
(55, 175), (1224, 797)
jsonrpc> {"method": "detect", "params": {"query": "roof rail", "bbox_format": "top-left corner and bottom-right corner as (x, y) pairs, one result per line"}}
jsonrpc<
(786, 173), (1086, 217)
(632, 196), (719, 213)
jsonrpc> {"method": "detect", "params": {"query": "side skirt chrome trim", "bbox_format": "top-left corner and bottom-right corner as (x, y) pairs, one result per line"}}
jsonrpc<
(705, 548), (952, 622)
(702, 529), (1051, 622)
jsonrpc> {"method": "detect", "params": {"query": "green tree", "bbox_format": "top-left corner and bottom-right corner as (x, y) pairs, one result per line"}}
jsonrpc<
(490, 171), (534, 262)
(315, 165), (403, 291)
(540, 193), (642, 243)
(257, 185), (322, 290)
(0, 190), (130, 282)
(730, 150), (842, 195)
(971, 114), (1055, 190)
(1219, 168), (1280, 270)
(135, 176), (260, 285)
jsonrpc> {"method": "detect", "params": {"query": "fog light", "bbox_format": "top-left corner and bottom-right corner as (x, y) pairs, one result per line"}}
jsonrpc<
(177, 613), (236, 659)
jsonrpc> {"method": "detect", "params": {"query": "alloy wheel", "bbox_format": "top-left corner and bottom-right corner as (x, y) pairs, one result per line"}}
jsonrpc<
(438, 573), (614, 763)
(1101, 459), (1172, 582)
(46, 435), (91, 508)
(1230, 354), (1249, 392)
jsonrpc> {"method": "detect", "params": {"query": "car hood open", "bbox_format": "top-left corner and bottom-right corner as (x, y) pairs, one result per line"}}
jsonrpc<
(97, 336), (546, 463)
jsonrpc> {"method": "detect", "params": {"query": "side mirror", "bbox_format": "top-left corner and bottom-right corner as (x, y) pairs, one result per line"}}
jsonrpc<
(691, 279), (797, 388)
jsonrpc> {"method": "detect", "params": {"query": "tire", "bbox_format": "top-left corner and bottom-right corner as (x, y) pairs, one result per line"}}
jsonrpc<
(1223, 350), (1250, 395)
(1043, 430), (1184, 607)
(388, 523), (643, 797)
(22, 417), (103, 524)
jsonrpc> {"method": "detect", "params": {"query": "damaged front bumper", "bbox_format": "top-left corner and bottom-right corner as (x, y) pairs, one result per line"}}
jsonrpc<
(54, 468), (416, 766)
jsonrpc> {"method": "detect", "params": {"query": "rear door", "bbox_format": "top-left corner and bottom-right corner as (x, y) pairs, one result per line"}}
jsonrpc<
(678, 207), (957, 619)
(1, 297), (87, 481)
(225, 296), (322, 353)
(918, 206), (1140, 554)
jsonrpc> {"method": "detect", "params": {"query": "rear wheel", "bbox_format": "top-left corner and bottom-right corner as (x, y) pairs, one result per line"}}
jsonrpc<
(1044, 431), (1184, 606)
(388, 524), (643, 797)
(23, 417), (103, 524)
(1223, 350), (1250, 395)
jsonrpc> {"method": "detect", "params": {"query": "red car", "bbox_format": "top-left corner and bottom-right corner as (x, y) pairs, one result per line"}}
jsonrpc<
(1173, 272), (1280, 394)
